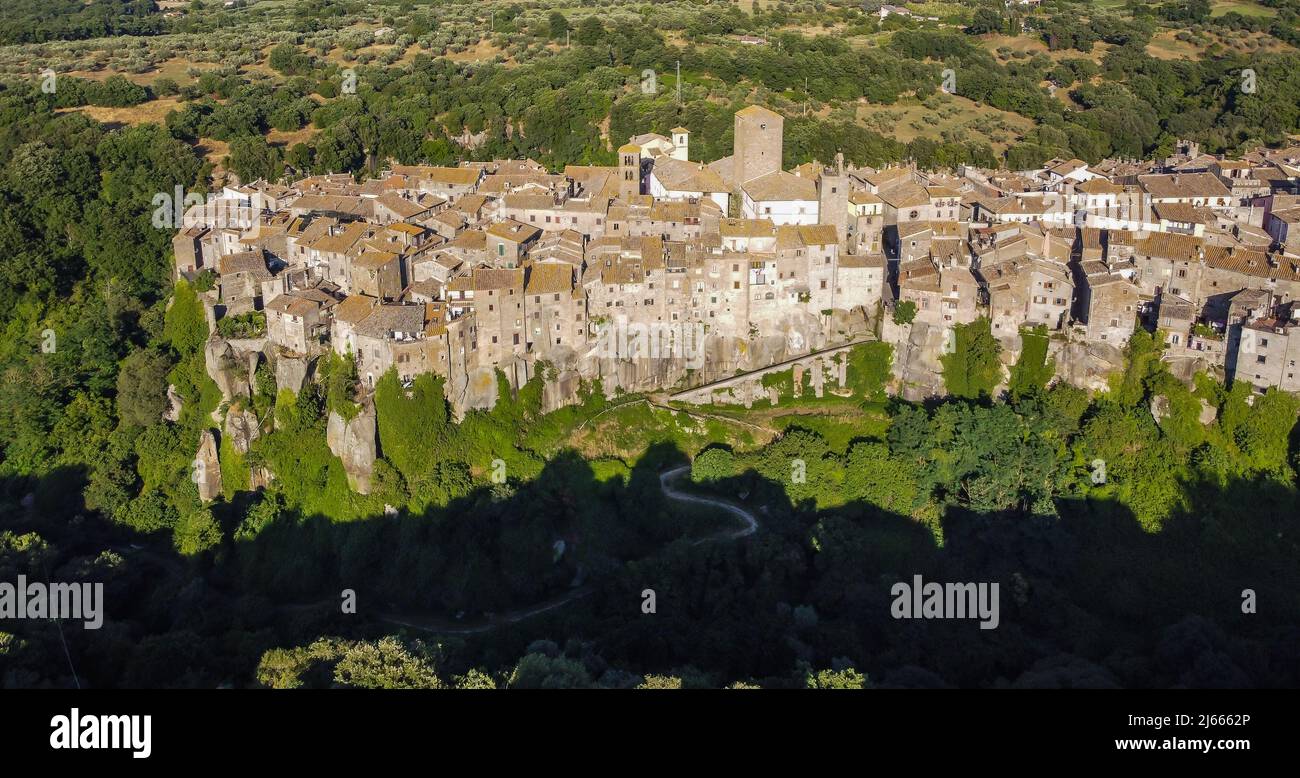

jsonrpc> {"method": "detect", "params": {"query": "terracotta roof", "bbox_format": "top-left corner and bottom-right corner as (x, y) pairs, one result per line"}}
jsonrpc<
(1134, 233), (1204, 262)
(1138, 172), (1232, 199)
(417, 166), (482, 186)
(473, 267), (524, 291)
(1076, 178), (1125, 195)
(487, 219), (542, 243)
(652, 156), (730, 193)
(798, 224), (838, 246)
(720, 218), (776, 238)
(742, 170), (818, 202)
(218, 250), (270, 278)
(525, 263), (574, 295)
(376, 193), (431, 218)
(308, 221), (372, 254)
(353, 250), (399, 270)
(899, 258), (940, 292)
(877, 181), (930, 209)
(354, 303), (425, 338)
(264, 293), (321, 317)
(333, 294), (378, 324)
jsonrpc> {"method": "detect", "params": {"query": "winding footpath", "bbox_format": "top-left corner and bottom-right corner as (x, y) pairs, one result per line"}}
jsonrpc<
(376, 464), (760, 635)
(659, 465), (758, 543)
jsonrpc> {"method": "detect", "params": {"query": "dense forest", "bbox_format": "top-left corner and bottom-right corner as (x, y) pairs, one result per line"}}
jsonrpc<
(1, 1), (1299, 688)
(5, 0), (1300, 178)
(0, 0), (166, 45)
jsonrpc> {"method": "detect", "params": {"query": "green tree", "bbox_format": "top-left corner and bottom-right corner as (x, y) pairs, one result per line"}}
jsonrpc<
(1008, 327), (1054, 400)
(334, 637), (444, 689)
(691, 446), (736, 484)
(227, 135), (283, 184)
(941, 318), (1002, 400)
(549, 11), (570, 40)
(843, 441), (919, 513)
(892, 300), (917, 325)
(967, 8), (1003, 36)
(576, 16), (604, 46)
(508, 653), (593, 688)
(115, 348), (173, 428)
(806, 666), (870, 689)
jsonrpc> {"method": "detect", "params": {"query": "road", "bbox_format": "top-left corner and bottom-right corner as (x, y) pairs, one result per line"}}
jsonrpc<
(376, 464), (760, 634)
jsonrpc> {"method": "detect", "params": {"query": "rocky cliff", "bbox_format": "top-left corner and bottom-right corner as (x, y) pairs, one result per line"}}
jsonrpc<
(326, 402), (377, 494)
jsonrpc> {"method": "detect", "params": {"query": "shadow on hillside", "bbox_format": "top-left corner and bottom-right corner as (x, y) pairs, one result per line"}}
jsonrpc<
(1, 438), (1298, 689)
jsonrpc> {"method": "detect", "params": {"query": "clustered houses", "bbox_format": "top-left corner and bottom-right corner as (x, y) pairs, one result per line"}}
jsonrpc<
(175, 106), (1300, 409)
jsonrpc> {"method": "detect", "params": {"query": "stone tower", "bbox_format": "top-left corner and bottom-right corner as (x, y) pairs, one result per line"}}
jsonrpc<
(671, 126), (689, 161)
(618, 143), (641, 202)
(818, 152), (849, 249)
(732, 105), (783, 186)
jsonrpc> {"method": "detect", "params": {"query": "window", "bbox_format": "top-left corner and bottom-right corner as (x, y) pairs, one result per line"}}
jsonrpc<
(497, 243), (505, 256)
(1257, 355), (1267, 364)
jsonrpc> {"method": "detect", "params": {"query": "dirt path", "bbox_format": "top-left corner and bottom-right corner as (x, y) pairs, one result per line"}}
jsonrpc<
(375, 465), (759, 634)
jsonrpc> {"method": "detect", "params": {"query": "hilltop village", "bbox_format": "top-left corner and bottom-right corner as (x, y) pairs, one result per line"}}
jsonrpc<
(173, 104), (1300, 494)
